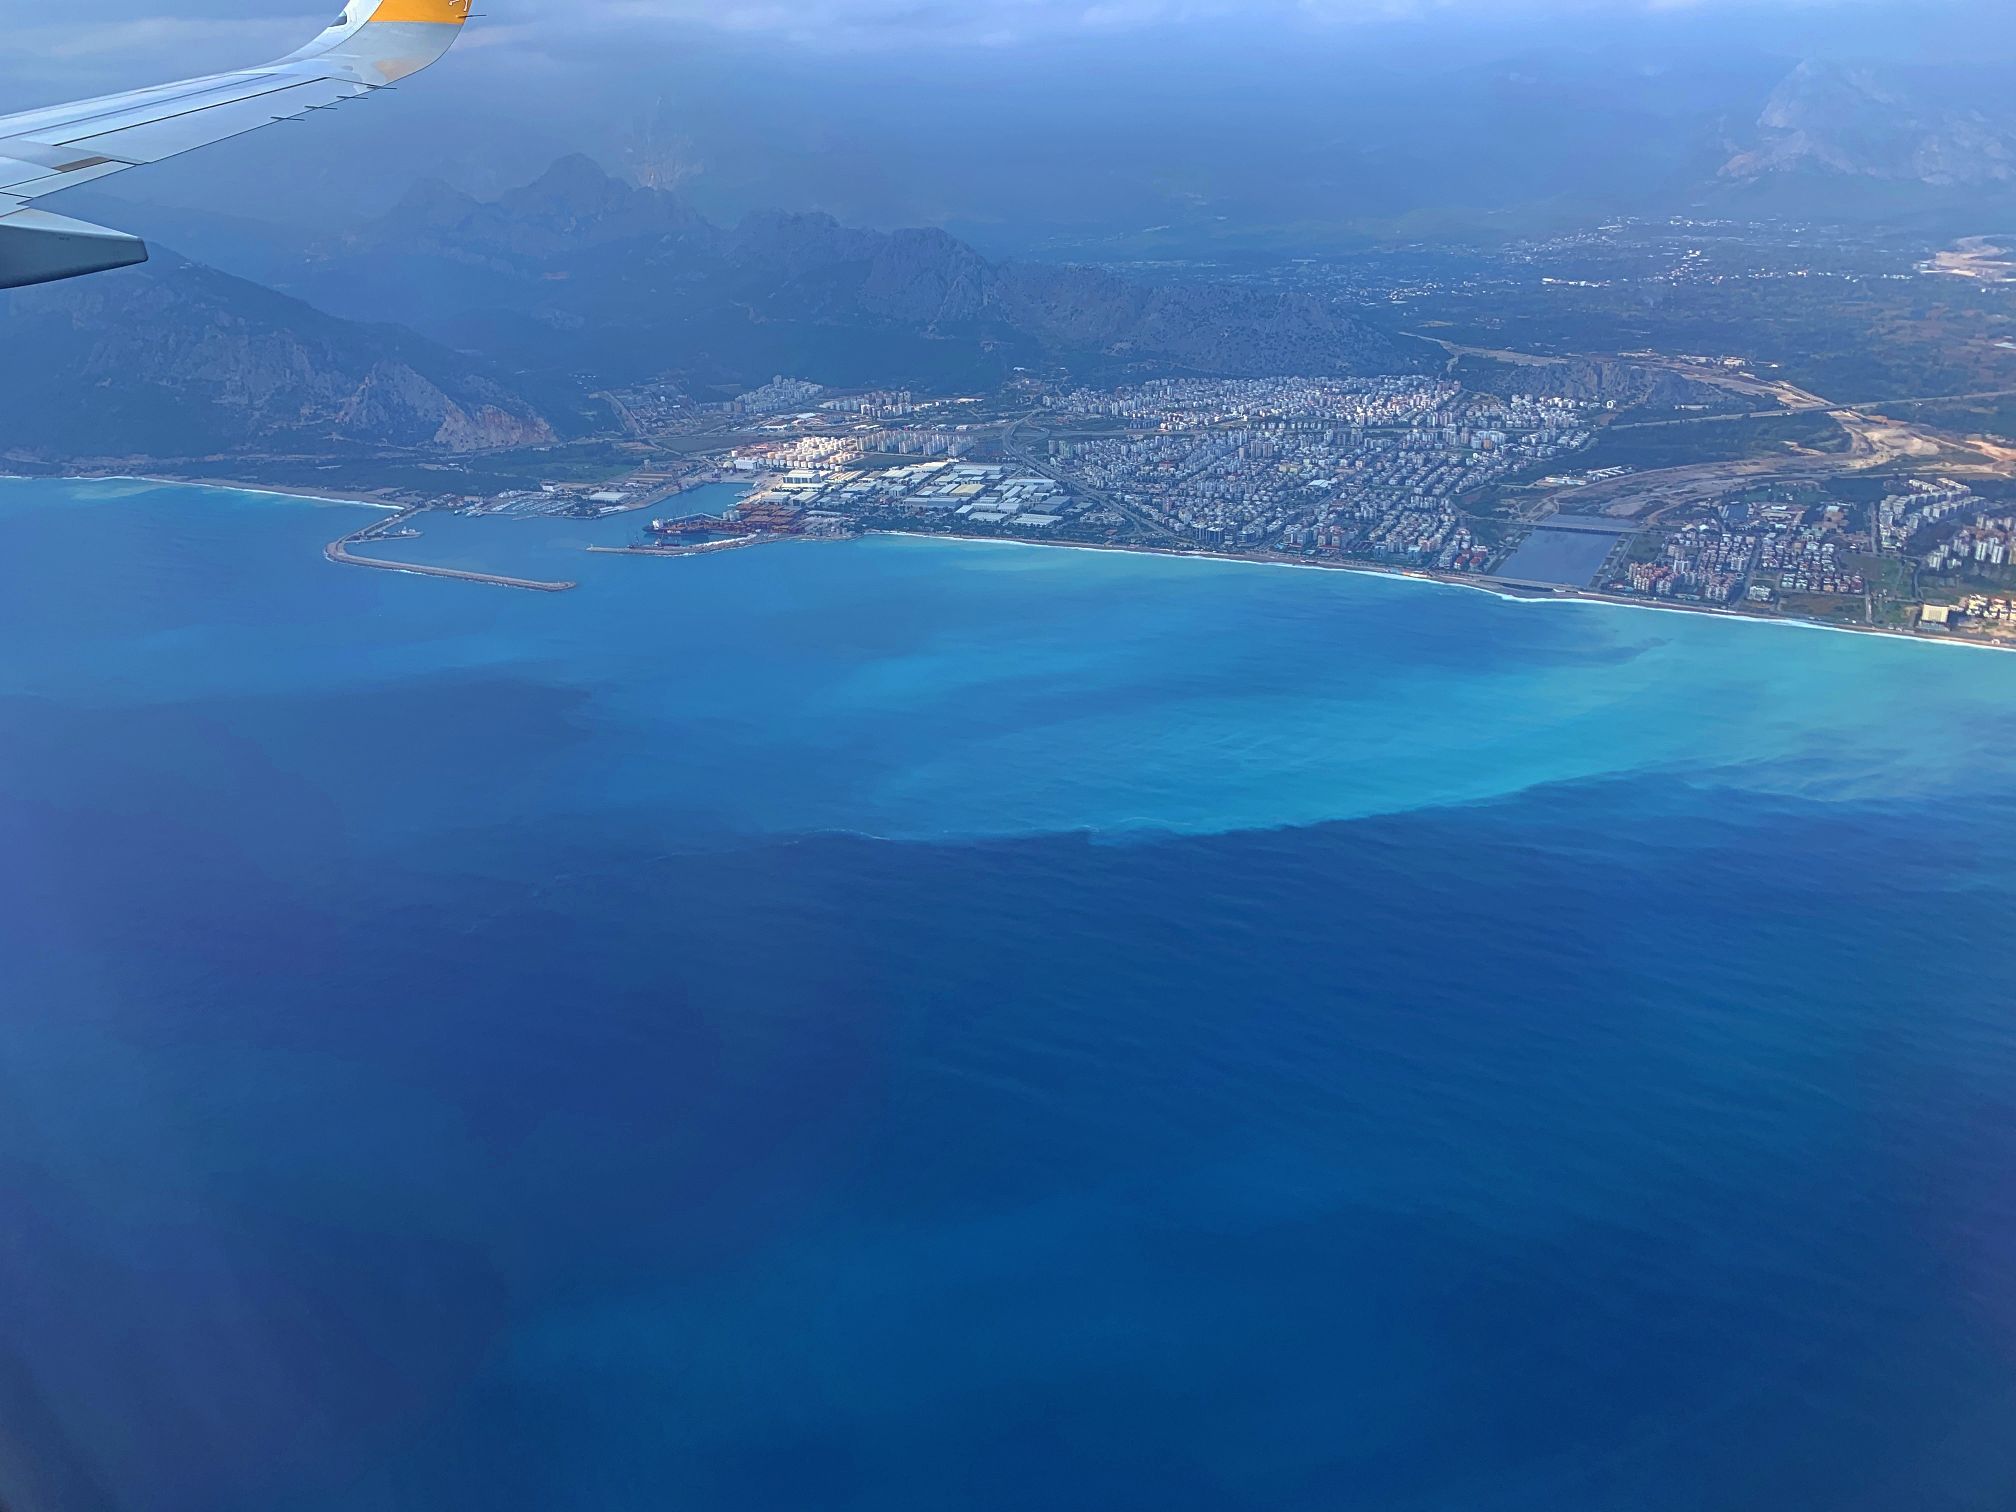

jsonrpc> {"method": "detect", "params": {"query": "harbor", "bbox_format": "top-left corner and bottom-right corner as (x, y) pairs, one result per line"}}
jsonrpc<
(326, 512), (578, 592)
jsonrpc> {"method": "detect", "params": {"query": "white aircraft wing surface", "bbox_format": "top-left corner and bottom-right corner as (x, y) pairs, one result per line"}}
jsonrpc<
(0, 0), (472, 288)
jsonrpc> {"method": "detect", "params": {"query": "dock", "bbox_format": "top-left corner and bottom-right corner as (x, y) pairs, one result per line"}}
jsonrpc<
(585, 533), (769, 558)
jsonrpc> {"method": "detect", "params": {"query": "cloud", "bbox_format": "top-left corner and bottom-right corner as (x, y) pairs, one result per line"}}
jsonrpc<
(10, 0), (1914, 43)
(5, 15), (298, 60)
(532, 0), (1913, 42)
(539, 0), (1243, 47)
(0, 0), (1980, 88)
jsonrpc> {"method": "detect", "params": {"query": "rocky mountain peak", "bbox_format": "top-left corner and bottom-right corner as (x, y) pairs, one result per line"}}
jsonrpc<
(1724, 59), (2016, 188)
(0, 255), (560, 461)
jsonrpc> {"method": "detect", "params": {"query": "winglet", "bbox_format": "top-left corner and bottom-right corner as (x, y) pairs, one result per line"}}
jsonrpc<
(362, 0), (473, 22)
(285, 0), (473, 81)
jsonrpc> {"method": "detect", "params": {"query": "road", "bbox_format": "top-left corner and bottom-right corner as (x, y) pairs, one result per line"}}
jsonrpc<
(1417, 330), (2016, 436)
(1608, 390), (2016, 431)
(1001, 415), (1183, 544)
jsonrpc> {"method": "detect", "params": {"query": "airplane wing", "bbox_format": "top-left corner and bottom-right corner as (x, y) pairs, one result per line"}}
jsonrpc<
(0, 0), (472, 290)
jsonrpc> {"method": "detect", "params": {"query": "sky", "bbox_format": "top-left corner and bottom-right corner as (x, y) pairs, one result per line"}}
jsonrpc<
(2, 0), (2004, 86)
(2, 0), (2011, 255)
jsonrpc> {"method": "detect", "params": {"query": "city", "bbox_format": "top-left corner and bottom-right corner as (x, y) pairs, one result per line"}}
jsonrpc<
(373, 358), (2016, 648)
(10, 3), (2016, 1511)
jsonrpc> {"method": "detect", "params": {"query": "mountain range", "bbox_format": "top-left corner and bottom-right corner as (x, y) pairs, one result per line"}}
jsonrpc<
(301, 155), (1425, 396)
(0, 151), (1781, 467)
(0, 254), (566, 464)
(1722, 61), (2016, 191)
(4, 157), (1441, 464)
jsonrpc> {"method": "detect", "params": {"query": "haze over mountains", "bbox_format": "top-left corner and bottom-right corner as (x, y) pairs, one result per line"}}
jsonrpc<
(1721, 60), (2016, 192)
(0, 157), (1431, 462)
(319, 155), (1419, 389)
(12, 0), (2013, 262)
(6, 0), (2012, 468)
(0, 256), (565, 463)
(0, 144), (1814, 466)
(670, 43), (2016, 245)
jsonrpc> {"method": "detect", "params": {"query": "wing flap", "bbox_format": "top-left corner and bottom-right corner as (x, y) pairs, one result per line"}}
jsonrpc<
(26, 79), (373, 168)
(21, 78), (334, 148)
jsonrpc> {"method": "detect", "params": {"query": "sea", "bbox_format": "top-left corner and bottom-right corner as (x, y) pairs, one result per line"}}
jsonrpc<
(3, 477), (2016, 1512)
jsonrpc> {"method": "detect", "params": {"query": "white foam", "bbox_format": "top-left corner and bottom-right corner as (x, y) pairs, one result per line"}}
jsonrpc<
(870, 531), (2013, 658)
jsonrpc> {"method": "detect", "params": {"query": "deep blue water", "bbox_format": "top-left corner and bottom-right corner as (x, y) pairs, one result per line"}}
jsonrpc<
(4, 479), (2016, 1512)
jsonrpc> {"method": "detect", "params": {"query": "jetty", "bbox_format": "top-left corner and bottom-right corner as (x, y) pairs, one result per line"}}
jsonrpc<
(325, 514), (576, 593)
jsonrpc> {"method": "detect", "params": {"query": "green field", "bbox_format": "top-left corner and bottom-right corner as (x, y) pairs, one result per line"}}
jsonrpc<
(1775, 591), (1868, 625)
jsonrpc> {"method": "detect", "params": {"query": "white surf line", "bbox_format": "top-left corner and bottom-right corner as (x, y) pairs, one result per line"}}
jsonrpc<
(870, 531), (2016, 658)
(54, 473), (404, 511)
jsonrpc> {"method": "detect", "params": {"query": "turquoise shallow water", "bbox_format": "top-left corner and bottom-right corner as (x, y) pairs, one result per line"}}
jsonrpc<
(14, 478), (2013, 843)
(3, 478), (2016, 1511)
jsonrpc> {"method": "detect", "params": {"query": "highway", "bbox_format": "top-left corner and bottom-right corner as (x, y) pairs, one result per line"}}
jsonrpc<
(1001, 415), (1184, 544)
(1608, 389), (2016, 431)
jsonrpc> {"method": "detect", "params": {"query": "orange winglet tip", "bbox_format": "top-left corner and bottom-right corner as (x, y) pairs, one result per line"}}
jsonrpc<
(366, 0), (471, 24)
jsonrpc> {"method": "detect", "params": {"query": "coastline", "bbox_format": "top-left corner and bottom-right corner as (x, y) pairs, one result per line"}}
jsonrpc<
(21, 474), (2006, 653)
(42, 475), (572, 592)
(869, 531), (2016, 657)
(50, 471), (403, 512)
